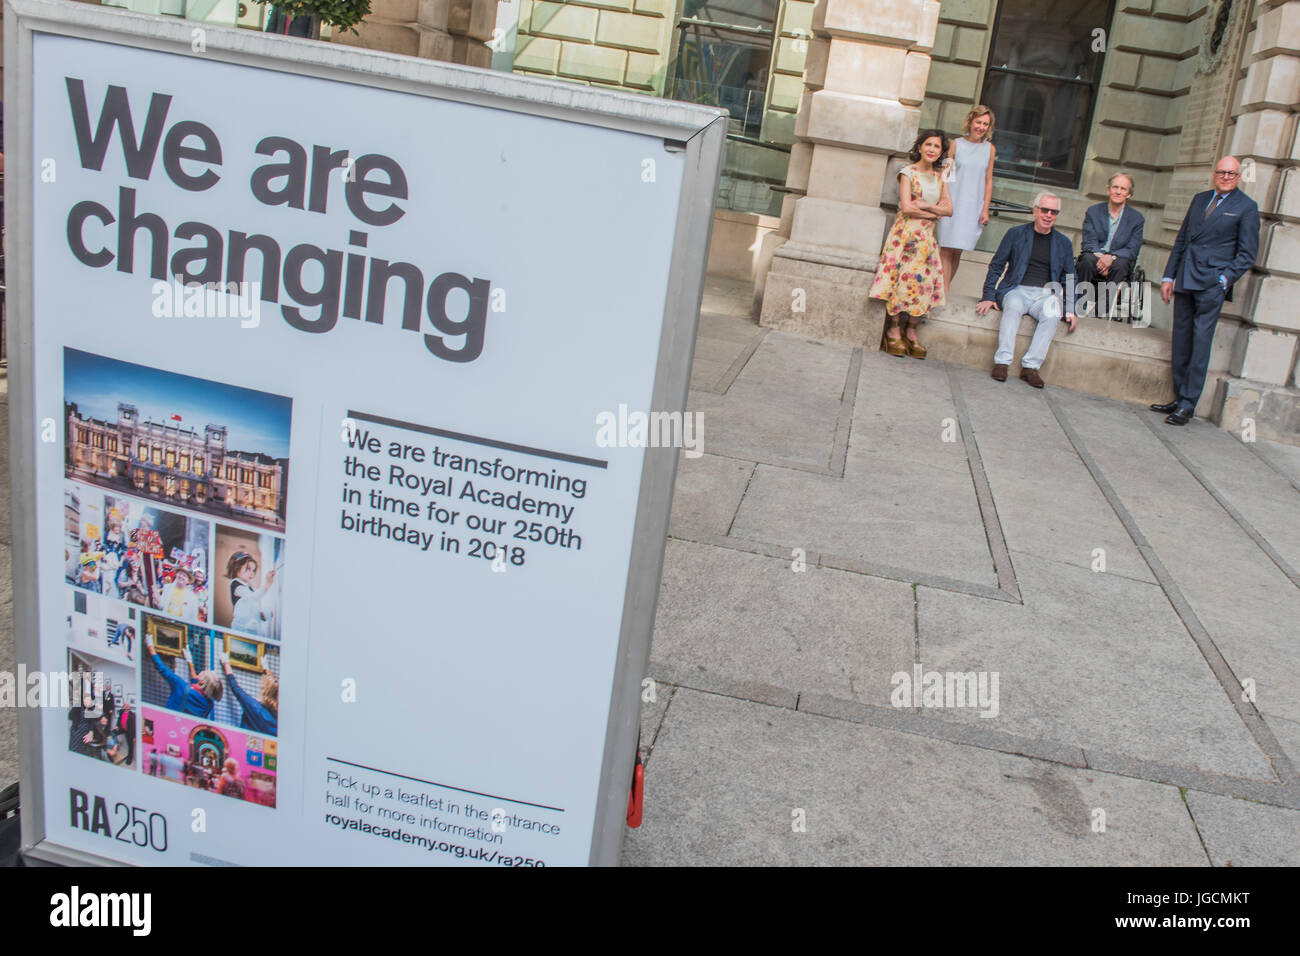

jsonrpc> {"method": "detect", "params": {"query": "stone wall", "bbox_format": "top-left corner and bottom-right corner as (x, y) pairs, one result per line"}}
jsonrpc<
(332, 0), (498, 67)
(1215, 0), (1300, 440)
(511, 0), (676, 92)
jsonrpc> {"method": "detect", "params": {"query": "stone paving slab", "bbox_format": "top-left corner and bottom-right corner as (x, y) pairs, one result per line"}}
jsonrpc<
(650, 539), (915, 708)
(848, 352), (971, 477)
(730, 460), (998, 588)
(1053, 389), (1300, 727)
(1249, 438), (1300, 490)
(949, 364), (1155, 584)
(666, 452), (753, 538)
(1155, 422), (1300, 577)
(917, 552), (1276, 781)
(620, 687), (1208, 866)
(1185, 790), (1300, 866)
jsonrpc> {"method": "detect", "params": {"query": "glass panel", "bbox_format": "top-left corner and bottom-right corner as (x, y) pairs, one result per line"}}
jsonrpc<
(667, 12), (788, 216)
(670, 30), (771, 138)
(680, 0), (779, 30)
(988, 0), (1111, 83)
(983, 72), (1094, 186)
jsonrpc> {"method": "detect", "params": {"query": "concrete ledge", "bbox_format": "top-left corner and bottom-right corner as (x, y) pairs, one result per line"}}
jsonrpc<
(705, 209), (781, 283)
(917, 294), (1238, 416)
(1212, 377), (1300, 445)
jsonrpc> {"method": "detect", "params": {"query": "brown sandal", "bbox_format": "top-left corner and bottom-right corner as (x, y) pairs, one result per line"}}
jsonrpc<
(904, 321), (926, 359)
(884, 318), (907, 357)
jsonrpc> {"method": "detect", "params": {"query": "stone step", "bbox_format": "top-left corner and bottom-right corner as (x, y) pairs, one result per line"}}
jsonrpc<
(917, 293), (1237, 417)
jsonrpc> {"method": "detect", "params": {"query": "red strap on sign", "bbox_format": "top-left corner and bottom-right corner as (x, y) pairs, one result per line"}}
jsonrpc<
(626, 752), (644, 828)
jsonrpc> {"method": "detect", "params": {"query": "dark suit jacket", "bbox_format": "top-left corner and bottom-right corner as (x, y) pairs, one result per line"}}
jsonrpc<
(981, 223), (1078, 312)
(1162, 189), (1260, 300)
(1081, 202), (1144, 262)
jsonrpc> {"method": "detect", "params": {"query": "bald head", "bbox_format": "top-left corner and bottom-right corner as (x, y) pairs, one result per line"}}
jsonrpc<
(1212, 156), (1242, 193)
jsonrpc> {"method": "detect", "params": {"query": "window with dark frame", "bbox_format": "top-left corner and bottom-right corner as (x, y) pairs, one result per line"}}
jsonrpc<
(980, 0), (1116, 189)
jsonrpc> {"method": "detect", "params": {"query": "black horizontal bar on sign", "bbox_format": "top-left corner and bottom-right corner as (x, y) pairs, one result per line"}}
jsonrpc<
(347, 410), (609, 470)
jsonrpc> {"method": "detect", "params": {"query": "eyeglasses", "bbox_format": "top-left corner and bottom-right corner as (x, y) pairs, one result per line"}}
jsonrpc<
(1214, 170), (1240, 178)
(1036, 207), (1060, 216)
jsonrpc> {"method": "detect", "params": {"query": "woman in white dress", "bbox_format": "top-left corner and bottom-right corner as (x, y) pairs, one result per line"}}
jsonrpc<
(938, 106), (996, 296)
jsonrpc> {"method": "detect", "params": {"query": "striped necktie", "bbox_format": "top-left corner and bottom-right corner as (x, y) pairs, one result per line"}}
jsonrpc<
(1204, 193), (1223, 219)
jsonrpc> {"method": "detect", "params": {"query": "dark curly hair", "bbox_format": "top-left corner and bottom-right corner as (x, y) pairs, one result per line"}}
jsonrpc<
(908, 129), (950, 169)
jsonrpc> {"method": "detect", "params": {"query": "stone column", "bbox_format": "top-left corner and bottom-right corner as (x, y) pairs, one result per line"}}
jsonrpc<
(332, 0), (498, 68)
(1216, 0), (1300, 443)
(757, 0), (940, 345)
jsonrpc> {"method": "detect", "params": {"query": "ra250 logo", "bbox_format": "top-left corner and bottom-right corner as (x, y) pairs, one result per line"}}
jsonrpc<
(69, 788), (168, 853)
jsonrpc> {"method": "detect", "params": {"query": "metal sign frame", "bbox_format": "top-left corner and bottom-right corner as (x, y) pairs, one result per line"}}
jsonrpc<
(6, 0), (725, 866)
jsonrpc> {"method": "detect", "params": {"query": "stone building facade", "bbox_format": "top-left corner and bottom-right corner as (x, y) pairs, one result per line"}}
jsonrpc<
(755, 0), (1299, 443)
(66, 0), (1299, 442)
(66, 402), (287, 522)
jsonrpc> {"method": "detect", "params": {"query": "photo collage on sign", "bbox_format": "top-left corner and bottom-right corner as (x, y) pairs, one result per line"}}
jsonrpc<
(62, 349), (291, 807)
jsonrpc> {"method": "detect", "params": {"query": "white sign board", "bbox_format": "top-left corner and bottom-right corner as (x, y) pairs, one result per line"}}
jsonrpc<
(7, 0), (724, 865)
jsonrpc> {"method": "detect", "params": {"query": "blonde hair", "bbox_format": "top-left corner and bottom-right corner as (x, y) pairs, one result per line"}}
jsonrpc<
(260, 672), (279, 714)
(962, 105), (995, 140)
(196, 670), (224, 702)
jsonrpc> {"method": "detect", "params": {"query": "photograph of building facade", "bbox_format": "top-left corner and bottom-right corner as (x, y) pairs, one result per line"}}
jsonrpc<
(65, 402), (288, 528)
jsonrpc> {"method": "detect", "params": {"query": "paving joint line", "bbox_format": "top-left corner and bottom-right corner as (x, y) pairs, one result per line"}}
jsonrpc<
(714, 328), (769, 396)
(1045, 392), (1297, 788)
(646, 670), (1299, 809)
(1135, 409), (1300, 589)
(699, 446), (835, 477)
(666, 530), (1016, 603)
(945, 363), (1022, 602)
(1007, 548), (1161, 588)
(1243, 435), (1300, 495)
(641, 684), (677, 766)
(722, 461), (758, 538)
(827, 348), (863, 478)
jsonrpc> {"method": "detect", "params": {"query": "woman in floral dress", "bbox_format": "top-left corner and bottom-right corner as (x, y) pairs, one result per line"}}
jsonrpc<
(869, 129), (952, 358)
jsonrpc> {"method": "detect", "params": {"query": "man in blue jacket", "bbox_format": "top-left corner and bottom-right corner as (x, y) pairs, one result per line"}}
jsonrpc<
(975, 192), (1079, 388)
(1077, 172), (1145, 316)
(1153, 156), (1261, 425)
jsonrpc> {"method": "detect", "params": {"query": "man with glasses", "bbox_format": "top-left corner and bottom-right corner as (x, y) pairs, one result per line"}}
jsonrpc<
(1077, 172), (1144, 317)
(1154, 156), (1260, 425)
(975, 191), (1079, 388)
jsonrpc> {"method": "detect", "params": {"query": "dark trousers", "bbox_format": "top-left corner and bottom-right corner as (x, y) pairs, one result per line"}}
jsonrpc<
(1075, 253), (1132, 315)
(1171, 287), (1226, 408)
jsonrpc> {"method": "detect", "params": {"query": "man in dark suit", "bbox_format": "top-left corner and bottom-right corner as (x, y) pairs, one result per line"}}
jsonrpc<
(1077, 172), (1145, 316)
(1154, 156), (1260, 425)
(975, 192), (1079, 388)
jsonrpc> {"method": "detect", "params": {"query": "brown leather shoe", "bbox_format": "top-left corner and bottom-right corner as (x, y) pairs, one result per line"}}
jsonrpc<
(991, 364), (1008, 382)
(1020, 367), (1045, 388)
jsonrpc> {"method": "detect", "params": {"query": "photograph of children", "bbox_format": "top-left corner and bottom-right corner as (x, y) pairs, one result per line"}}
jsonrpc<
(67, 648), (138, 770)
(63, 348), (293, 532)
(214, 525), (284, 642)
(66, 589), (139, 665)
(105, 496), (212, 625)
(140, 613), (225, 722)
(141, 708), (277, 807)
(65, 485), (108, 594)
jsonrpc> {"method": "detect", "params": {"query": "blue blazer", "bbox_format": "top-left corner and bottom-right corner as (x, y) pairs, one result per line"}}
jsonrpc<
(982, 223), (1078, 313)
(1163, 189), (1260, 300)
(1080, 203), (1144, 262)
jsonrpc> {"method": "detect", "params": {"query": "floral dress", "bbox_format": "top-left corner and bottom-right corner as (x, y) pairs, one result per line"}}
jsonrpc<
(869, 164), (945, 316)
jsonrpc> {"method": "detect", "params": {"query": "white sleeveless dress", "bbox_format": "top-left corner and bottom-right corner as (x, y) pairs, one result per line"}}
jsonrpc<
(937, 138), (992, 251)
